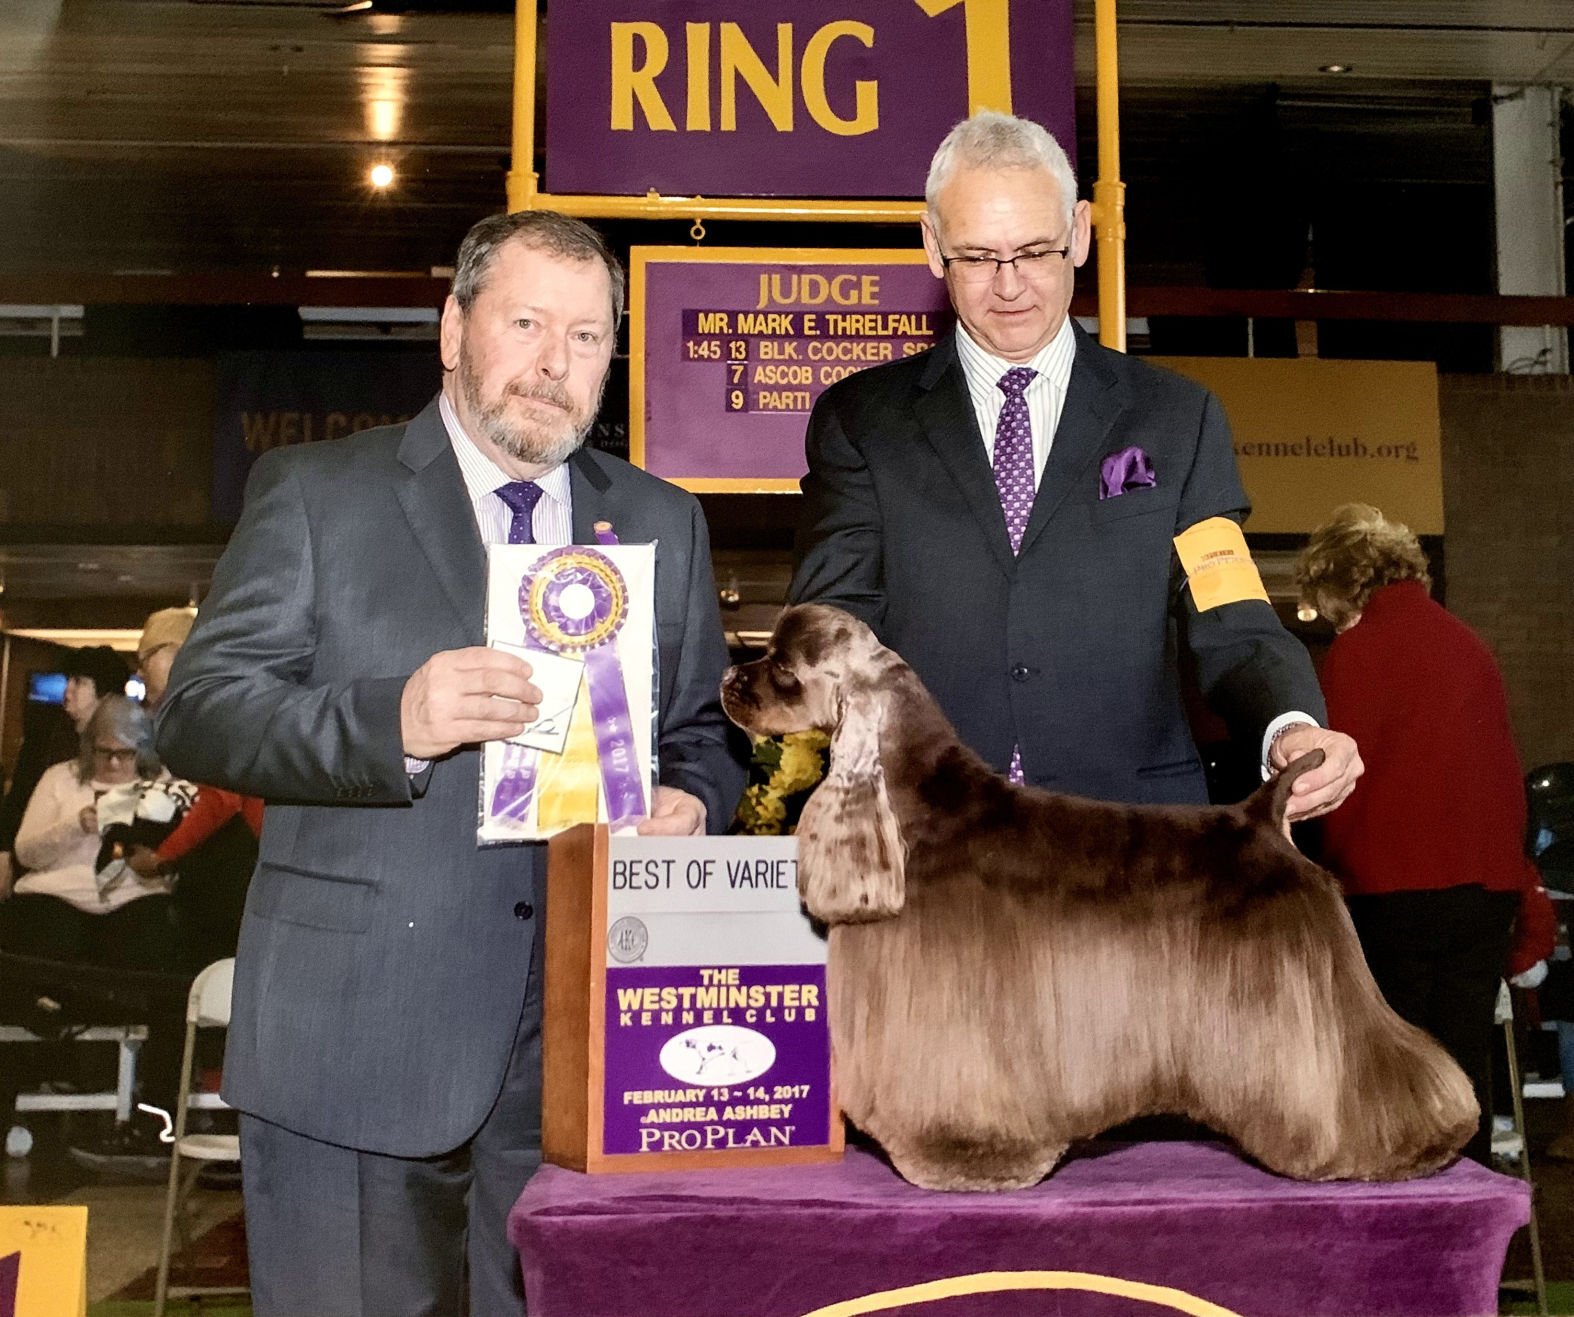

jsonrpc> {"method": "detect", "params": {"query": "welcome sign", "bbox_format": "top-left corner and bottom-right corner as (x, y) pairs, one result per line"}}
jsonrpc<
(543, 827), (840, 1172)
(544, 0), (1075, 199)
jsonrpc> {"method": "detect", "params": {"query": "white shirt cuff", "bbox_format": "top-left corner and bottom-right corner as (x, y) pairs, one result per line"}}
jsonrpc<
(404, 756), (430, 776)
(1261, 713), (1318, 779)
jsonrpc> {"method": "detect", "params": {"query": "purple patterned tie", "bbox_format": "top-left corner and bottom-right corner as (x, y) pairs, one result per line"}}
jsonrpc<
(496, 480), (543, 545)
(994, 367), (1036, 785)
(993, 366), (1037, 554)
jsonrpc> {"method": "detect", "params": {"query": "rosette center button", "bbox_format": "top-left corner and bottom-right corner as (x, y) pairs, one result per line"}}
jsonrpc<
(557, 582), (596, 621)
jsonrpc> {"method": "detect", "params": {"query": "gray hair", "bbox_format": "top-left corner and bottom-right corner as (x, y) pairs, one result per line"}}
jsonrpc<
(451, 210), (626, 327)
(78, 694), (160, 783)
(925, 112), (1078, 230)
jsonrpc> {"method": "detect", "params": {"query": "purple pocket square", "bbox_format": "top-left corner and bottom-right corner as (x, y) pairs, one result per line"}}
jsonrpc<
(1099, 446), (1158, 500)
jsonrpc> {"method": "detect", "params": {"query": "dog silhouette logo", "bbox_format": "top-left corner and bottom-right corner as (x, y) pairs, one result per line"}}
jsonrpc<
(659, 1025), (776, 1086)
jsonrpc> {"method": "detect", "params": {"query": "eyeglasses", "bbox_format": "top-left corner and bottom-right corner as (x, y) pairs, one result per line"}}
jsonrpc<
(939, 247), (1071, 284)
(93, 746), (138, 764)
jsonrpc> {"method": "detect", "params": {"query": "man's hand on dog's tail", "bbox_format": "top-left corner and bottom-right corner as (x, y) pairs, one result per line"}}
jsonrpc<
(1266, 726), (1365, 836)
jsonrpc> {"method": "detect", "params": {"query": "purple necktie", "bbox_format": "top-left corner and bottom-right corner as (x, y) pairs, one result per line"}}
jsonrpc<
(994, 366), (1036, 785)
(496, 480), (543, 545)
(993, 366), (1038, 554)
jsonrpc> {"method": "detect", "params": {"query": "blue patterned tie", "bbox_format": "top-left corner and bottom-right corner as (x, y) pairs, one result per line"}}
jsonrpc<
(496, 481), (543, 545)
(994, 367), (1036, 785)
(490, 480), (545, 824)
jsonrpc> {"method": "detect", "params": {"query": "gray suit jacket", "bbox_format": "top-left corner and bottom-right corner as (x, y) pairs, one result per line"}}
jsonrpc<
(789, 326), (1324, 806)
(156, 399), (744, 1157)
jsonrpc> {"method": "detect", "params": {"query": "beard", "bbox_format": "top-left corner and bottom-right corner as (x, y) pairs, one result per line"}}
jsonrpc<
(457, 350), (606, 469)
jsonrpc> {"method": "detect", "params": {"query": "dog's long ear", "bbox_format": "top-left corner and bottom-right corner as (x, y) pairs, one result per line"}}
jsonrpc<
(795, 683), (906, 923)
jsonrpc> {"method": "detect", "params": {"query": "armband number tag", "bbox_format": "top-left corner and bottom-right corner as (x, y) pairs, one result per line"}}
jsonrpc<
(1173, 517), (1270, 612)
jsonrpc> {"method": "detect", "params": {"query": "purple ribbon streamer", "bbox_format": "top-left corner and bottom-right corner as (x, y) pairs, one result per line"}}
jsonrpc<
(1099, 445), (1158, 500)
(584, 647), (647, 822)
(490, 742), (538, 823)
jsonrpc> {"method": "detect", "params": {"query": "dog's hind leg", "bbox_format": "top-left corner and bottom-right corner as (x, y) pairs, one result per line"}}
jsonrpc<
(1311, 969), (1479, 1180)
(1195, 888), (1477, 1181)
(881, 1126), (1069, 1192)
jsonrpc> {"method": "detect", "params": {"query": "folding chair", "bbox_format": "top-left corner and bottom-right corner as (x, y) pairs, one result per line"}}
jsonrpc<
(1493, 981), (1548, 1317)
(152, 957), (245, 1317)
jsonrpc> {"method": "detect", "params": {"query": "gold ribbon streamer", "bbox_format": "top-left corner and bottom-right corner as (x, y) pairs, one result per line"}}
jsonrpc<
(535, 679), (603, 832)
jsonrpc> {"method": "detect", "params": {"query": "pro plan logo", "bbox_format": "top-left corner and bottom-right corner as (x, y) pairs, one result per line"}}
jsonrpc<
(607, 916), (649, 963)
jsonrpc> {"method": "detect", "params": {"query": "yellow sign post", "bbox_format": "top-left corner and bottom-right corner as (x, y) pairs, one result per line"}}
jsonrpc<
(0, 1207), (88, 1317)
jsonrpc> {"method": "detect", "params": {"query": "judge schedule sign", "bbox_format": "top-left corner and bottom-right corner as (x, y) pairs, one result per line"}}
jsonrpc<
(631, 247), (951, 491)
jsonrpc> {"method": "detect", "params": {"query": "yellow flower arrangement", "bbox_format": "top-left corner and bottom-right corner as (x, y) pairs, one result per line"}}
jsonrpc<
(732, 729), (831, 835)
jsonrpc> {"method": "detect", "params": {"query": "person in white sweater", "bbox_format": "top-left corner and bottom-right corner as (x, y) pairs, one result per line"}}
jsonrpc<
(3, 695), (175, 968)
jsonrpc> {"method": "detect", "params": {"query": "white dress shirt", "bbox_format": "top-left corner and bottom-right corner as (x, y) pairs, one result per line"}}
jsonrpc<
(953, 314), (1077, 488)
(438, 392), (572, 546)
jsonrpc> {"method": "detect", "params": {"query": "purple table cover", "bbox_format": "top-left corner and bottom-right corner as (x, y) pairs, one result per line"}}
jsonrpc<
(509, 1141), (1529, 1317)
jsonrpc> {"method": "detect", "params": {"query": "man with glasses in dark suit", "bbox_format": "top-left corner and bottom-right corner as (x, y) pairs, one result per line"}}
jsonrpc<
(790, 111), (1362, 816)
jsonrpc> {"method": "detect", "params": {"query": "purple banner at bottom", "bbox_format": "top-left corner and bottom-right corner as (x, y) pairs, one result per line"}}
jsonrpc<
(603, 964), (831, 1156)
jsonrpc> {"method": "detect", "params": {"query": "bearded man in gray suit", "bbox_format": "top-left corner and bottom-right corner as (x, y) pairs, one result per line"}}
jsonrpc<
(790, 112), (1362, 818)
(157, 211), (744, 1316)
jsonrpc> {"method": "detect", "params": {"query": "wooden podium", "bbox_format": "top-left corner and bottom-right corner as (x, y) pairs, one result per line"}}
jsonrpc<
(542, 825), (844, 1173)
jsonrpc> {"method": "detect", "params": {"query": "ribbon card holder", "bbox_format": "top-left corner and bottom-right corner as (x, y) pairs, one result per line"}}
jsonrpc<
(479, 543), (658, 843)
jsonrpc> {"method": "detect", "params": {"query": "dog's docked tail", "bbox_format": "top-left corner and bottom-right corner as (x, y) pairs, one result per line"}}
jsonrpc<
(1242, 749), (1326, 832)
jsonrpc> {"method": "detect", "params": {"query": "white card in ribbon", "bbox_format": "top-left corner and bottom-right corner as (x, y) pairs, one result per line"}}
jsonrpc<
(492, 640), (584, 756)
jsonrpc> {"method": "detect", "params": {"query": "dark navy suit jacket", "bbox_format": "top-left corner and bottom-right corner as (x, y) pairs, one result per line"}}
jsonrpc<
(788, 326), (1324, 806)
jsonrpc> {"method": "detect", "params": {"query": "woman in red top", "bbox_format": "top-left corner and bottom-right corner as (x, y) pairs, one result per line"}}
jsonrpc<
(1297, 503), (1542, 1164)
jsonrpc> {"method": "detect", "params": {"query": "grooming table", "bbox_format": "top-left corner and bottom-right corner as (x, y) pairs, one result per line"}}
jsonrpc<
(509, 1140), (1529, 1317)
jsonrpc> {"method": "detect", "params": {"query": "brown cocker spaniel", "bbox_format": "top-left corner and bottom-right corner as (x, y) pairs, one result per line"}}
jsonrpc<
(721, 603), (1476, 1191)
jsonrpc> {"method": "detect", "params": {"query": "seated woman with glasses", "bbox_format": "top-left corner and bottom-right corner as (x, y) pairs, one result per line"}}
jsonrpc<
(0, 694), (192, 1157)
(0, 695), (178, 971)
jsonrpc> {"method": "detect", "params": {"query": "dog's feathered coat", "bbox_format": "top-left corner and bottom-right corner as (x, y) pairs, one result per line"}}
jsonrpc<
(722, 604), (1477, 1191)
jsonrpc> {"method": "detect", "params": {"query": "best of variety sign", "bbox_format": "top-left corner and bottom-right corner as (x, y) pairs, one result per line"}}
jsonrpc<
(632, 247), (952, 490)
(544, 0), (1075, 199)
(602, 835), (833, 1159)
(543, 828), (840, 1171)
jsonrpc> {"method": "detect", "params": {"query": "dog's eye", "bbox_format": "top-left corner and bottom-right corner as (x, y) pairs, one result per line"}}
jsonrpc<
(768, 661), (801, 694)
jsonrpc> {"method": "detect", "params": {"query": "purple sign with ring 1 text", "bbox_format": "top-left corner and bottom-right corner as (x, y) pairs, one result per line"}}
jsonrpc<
(631, 247), (954, 491)
(544, 0), (1075, 199)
